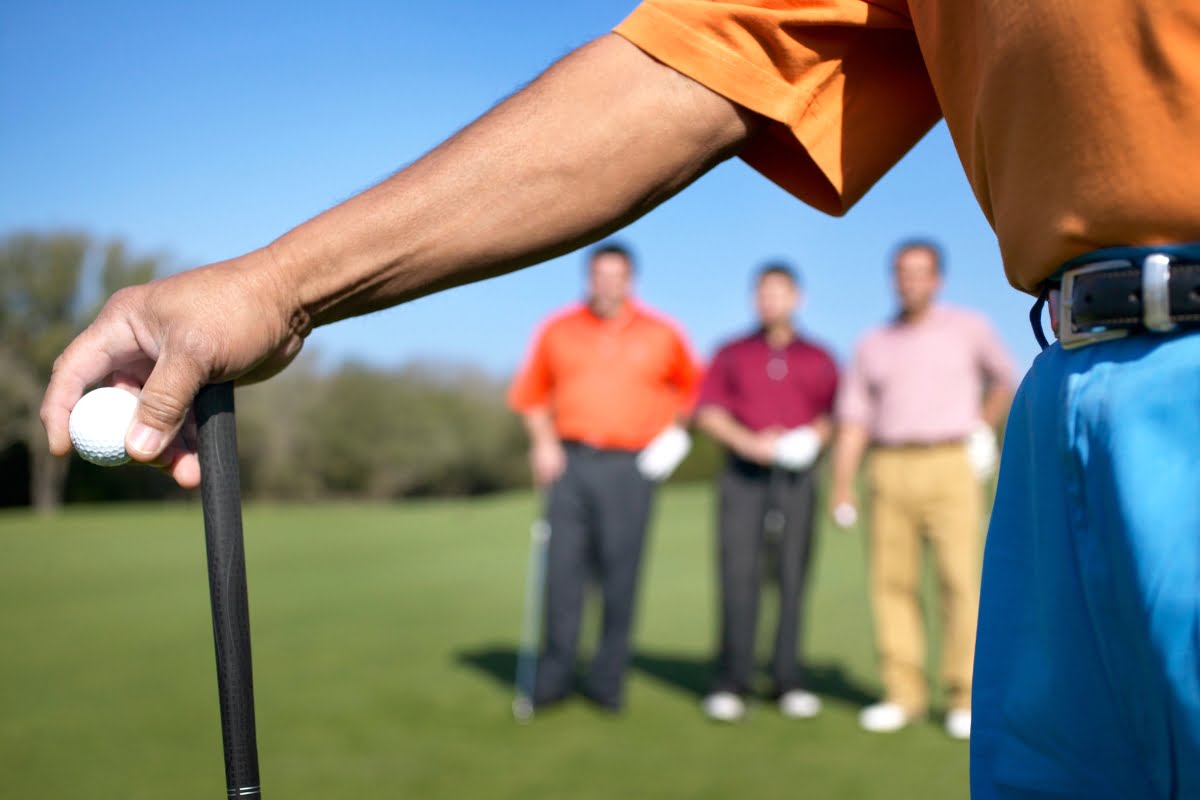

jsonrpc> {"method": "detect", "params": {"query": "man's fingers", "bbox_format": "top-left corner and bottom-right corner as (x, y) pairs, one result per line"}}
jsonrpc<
(42, 259), (291, 481)
(40, 325), (137, 456)
(165, 449), (201, 489)
(135, 409), (200, 487)
(126, 349), (208, 462)
(239, 335), (304, 385)
(110, 371), (202, 488)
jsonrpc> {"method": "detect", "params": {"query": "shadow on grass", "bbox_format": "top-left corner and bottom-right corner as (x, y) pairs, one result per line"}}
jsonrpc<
(631, 651), (878, 708)
(454, 645), (877, 708)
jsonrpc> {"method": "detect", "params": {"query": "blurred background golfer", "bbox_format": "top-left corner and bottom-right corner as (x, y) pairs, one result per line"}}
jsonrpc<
(830, 240), (1015, 739)
(693, 263), (837, 723)
(507, 243), (701, 712)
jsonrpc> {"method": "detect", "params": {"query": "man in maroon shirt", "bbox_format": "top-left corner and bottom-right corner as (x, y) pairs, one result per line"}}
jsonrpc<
(693, 263), (838, 722)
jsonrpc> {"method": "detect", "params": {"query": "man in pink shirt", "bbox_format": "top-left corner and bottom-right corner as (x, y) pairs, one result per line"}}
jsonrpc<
(831, 240), (1016, 740)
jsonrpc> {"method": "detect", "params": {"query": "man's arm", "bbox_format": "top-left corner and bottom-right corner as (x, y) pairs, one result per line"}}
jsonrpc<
(980, 382), (1013, 430)
(666, 329), (703, 423)
(41, 34), (759, 485)
(522, 408), (566, 489)
(829, 421), (870, 517)
(284, 36), (757, 326)
(809, 415), (834, 445)
(694, 405), (776, 466)
(962, 319), (1017, 478)
(976, 318), (1017, 428)
(830, 344), (870, 519)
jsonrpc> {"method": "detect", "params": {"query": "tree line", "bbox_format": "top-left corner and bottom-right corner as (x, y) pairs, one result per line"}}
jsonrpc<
(0, 231), (723, 511)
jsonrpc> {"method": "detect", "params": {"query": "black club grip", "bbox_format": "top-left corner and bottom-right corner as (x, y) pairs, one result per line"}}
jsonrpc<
(196, 382), (262, 799)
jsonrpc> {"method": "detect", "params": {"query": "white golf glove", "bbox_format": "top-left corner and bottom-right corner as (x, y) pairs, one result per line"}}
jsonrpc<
(636, 424), (692, 482)
(966, 424), (999, 480)
(773, 426), (821, 471)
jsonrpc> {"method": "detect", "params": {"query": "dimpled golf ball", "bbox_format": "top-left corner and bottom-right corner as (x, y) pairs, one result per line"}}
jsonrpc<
(69, 387), (139, 467)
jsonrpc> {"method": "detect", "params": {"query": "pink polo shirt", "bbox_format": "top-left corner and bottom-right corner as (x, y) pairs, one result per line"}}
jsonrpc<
(837, 305), (1016, 445)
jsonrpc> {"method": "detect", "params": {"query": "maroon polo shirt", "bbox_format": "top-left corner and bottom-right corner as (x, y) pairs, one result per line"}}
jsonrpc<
(696, 330), (838, 432)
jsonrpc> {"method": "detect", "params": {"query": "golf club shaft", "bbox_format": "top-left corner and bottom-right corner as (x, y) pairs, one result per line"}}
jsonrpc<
(196, 382), (262, 799)
(514, 512), (550, 718)
(764, 467), (787, 535)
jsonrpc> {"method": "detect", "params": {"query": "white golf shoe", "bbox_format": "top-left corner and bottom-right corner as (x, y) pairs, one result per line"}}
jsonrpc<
(858, 701), (918, 733)
(944, 708), (971, 740)
(778, 690), (822, 719)
(702, 691), (746, 722)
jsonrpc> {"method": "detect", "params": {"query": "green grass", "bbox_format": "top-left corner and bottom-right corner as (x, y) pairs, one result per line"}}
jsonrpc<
(0, 486), (969, 799)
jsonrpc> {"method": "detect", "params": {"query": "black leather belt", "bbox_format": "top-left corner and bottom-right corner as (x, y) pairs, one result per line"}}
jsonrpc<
(1048, 245), (1200, 349)
(875, 439), (965, 449)
(562, 440), (638, 456)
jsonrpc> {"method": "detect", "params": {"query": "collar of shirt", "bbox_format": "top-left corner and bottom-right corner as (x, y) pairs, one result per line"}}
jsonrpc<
(752, 326), (801, 351)
(583, 298), (638, 328)
(888, 303), (950, 332)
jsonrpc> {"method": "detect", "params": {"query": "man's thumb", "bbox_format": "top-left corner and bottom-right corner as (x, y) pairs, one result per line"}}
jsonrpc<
(126, 357), (205, 461)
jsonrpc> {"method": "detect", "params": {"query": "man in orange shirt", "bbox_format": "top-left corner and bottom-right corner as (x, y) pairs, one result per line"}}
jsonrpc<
(43, 3), (1200, 796)
(508, 243), (699, 711)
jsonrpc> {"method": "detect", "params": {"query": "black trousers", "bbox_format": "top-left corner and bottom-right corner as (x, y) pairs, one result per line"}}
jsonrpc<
(534, 443), (655, 709)
(711, 456), (818, 695)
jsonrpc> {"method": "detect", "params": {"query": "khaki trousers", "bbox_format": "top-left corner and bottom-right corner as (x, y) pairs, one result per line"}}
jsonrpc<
(868, 444), (981, 713)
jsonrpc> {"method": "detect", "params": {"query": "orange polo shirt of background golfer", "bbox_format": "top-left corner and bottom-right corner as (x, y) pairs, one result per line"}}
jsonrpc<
(508, 301), (700, 451)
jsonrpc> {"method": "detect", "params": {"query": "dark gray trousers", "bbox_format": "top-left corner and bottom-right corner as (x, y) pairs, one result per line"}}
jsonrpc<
(712, 456), (818, 696)
(534, 443), (655, 709)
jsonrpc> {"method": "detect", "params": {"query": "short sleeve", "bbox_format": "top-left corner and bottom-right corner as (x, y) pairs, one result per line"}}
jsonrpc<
(667, 329), (704, 413)
(695, 345), (734, 413)
(835, 342), (873, 427)
(507, 325), (554, 412)
(973, 316), (1018, 389)
(614, 0), (942, 215)
(813, 349), (840, 416)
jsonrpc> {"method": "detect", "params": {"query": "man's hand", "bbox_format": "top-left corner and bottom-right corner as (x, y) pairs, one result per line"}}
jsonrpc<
(734, 429), (779, 466)
(829, 485), (860, 530)
(829, 422), (869, 531)
(965, 424), (999, 480)
(529, 437), (567, 489)
(695, 405), (776, 466)
(636, 424), (692, 482)
(773, 426), (821, 471)
(40, 250), (306, 487)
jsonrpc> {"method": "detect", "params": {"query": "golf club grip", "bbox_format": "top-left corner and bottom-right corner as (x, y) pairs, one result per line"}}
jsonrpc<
(196, 383), (262, 799)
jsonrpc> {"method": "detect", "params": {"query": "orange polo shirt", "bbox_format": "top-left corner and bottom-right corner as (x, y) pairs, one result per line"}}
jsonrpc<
(508, 301), (701, 451)
(615, 1), (1200, 291)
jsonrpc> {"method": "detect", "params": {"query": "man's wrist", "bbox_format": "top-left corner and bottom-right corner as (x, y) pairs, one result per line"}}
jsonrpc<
(733, 428), (760, 457)
(532, 433), (562, 451)
(267, 221), (379, 330)
(261, 239), (314, 337)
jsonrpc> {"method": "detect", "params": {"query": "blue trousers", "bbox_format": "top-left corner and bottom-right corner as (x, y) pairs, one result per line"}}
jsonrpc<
(972, 333), (1200, 799)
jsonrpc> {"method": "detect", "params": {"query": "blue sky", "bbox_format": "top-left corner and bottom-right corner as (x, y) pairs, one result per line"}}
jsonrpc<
(1, 0), (1042, 377)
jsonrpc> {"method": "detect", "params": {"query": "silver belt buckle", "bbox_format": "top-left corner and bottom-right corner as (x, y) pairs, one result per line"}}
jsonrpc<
(1058, 253), (1174, 349)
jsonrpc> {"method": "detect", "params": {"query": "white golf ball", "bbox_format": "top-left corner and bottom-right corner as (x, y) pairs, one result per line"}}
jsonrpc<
(69, 387), (139, 467)
(833, 502), (859, 529)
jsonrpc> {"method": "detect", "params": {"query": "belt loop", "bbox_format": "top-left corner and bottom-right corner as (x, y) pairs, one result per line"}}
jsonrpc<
(1029, 283), (1051, 351)
(1142, 253), (1176, 333)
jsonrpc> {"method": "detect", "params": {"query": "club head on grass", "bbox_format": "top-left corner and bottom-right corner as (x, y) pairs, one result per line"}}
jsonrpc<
(512, 695), (535, 723)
